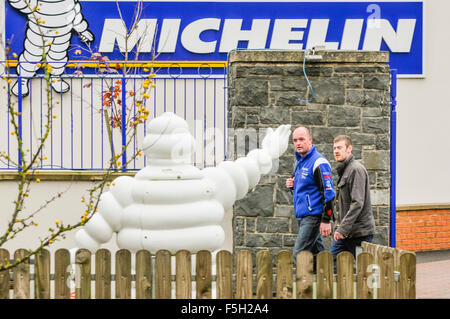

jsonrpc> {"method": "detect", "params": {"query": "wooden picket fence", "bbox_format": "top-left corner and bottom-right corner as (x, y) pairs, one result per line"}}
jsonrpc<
(0, 243), (415, 299)
(360, 241), (416, 299)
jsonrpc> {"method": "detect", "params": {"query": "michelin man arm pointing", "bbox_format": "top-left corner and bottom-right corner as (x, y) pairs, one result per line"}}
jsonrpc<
(201, 125), (292, 210)
(73, 113), (291, 256)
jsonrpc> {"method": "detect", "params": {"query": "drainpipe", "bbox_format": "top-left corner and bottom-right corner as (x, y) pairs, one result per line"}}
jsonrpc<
(389, 69), (398, 248)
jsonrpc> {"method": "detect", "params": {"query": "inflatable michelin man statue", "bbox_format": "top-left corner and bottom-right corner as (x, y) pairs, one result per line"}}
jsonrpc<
(8, 0), (93, 96)
(74, 112), (291, 255)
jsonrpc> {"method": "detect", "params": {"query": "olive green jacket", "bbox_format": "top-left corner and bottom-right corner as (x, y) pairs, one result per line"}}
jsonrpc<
(335, 154), (376, 238)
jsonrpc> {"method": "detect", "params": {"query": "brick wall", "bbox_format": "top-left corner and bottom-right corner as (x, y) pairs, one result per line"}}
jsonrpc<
(397, 205), (450, 251)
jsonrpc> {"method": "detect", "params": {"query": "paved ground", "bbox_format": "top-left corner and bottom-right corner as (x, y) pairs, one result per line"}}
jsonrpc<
(416, 249), (450, 299)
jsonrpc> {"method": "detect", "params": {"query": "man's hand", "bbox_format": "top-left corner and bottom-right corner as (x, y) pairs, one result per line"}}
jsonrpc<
(285, 177), (294, 189)
(320, 222), (331, 237)
(334, 231), (345, 241)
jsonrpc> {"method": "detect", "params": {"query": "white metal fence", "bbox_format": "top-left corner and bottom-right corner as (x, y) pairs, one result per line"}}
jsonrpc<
(0, 63), (228, 171)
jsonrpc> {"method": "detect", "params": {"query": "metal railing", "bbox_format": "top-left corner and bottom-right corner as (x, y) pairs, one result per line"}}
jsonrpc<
(0, 61), (228, 171)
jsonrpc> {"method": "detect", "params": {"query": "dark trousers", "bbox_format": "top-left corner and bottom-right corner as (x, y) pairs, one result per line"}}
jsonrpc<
(330, 234), (374, 273)
(293, 215), (324, 268)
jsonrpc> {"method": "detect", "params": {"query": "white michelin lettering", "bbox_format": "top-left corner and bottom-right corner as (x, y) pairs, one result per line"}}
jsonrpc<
(181, 18), (221, 54)
(340, 19), (364, 50)
(219, 19), (271, 53)
(270, 19), (308, 50)
(96, 18), (417, 55)
(158, 19), (181, 53)
(363, 19), (416, 52)
(99, 18), (157, 53)
(367, 4), (382, 29)
(306, 19), (339, 50)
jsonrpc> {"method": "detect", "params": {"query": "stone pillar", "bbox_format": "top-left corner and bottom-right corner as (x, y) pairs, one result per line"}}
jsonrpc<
(228, 50), (391, 258)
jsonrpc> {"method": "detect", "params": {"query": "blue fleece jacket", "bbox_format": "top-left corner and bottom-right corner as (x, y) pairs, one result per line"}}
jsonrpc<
(293, 145), (336, 221)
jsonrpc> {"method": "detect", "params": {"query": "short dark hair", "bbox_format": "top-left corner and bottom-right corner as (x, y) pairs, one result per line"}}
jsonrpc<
(333, 135), (353, 147)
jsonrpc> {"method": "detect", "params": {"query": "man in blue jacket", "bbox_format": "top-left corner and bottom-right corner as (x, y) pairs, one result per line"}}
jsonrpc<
(286, 126), (335, 267)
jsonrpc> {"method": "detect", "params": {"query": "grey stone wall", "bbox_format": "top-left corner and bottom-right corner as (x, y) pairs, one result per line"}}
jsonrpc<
(227, 50), (391, 259)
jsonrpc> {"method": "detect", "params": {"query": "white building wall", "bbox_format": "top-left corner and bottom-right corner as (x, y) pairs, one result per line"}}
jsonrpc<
(396, 0), (450, 205)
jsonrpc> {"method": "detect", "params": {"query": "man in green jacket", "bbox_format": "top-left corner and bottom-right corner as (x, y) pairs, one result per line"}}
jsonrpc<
(330, 135), (376, 269)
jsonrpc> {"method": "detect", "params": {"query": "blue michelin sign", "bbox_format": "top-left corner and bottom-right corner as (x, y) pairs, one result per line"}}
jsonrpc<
(5, 0), (423, 77)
